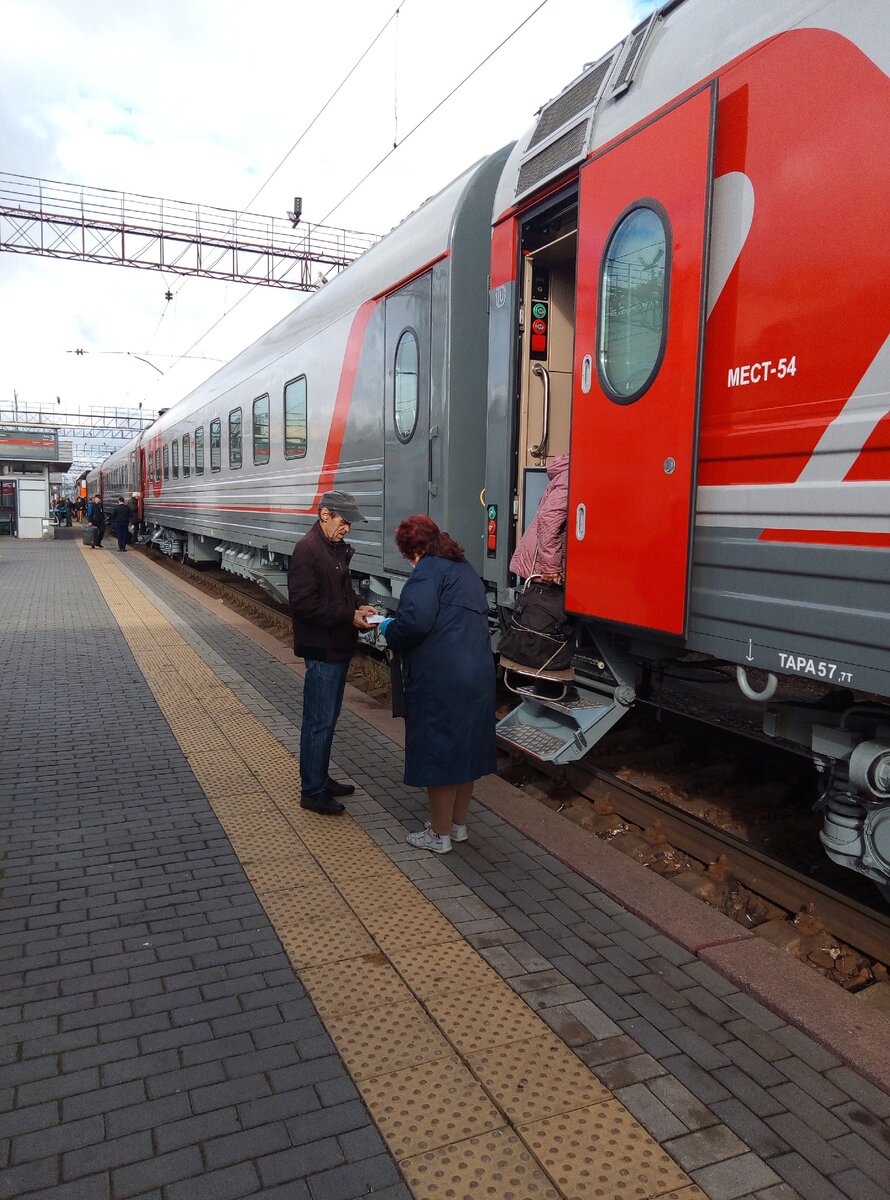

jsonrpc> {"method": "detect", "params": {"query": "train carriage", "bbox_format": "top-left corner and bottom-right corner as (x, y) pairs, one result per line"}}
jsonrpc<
(89, 0), (890, 893)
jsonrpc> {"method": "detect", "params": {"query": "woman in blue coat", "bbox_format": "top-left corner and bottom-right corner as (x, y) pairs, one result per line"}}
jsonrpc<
(381, 515), (497, 853)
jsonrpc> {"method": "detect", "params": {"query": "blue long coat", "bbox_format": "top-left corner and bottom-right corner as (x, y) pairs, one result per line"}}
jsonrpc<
(383, 555), (497, 787)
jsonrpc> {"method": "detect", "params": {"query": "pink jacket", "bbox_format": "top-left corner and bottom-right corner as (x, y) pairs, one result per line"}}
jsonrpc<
(509, 454), (570, 579)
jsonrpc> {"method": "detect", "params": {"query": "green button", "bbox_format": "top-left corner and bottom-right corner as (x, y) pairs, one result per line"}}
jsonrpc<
(532, 302), (547, 318)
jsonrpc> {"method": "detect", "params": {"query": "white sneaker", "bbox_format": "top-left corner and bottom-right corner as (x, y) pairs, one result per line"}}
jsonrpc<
(425, 820), (467, 843)
(407, 827), (452, 854)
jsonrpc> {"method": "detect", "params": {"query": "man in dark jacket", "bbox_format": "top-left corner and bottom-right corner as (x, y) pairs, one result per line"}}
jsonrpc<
(111, 496), (130, 552)
(288, 491), (377, 814)
(86, 495), (106, 548)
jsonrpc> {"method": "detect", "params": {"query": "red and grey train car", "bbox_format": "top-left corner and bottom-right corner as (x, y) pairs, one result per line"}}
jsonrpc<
(90, 0), (890, 893)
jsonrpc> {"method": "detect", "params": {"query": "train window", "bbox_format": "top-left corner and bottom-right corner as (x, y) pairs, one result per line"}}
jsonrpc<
(284, 376), (307, 459)
(253, 394), (270, 465)
(154, 447), (160, 480)
(394, 330), (419, 442)
(195, 426), (204, 474)
(597, 202), (670, 404)
(182, 434), (190, 477)
(163, 444), (169, 481)
(172, 439), (179, 479)
(229, 408), (243, 469)
(210, 418), (221, 471)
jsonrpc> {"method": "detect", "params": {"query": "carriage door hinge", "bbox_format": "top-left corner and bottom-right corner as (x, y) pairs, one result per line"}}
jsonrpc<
(518, 302), (525, 330)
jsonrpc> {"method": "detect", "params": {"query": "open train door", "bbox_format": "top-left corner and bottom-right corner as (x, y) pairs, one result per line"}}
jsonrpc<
(566, 83), (716, 637)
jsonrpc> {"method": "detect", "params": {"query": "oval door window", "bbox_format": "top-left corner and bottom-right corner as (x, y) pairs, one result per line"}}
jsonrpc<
(394, 329), (419, 442)
(597, 202), (670, 404)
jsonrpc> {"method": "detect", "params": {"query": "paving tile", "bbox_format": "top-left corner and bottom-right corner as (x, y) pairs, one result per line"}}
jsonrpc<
(664, 1124), (750, 1172)
(690, 1152), (781, 1199)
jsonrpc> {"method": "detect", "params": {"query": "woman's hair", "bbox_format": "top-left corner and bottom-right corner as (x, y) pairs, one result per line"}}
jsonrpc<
(395, 514), (464, 562)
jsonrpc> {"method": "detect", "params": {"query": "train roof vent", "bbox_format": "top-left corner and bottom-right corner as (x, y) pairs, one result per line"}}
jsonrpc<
(605, 12), (658, 99)
(516, 120), (589, 197)
(515, 50), (619, 202)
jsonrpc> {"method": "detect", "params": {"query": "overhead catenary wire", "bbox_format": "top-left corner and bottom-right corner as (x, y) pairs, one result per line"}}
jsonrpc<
(172, 0), (550, 365)
(319, 0), (550, 224)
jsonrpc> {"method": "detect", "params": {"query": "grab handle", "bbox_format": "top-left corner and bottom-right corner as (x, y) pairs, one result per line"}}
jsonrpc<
(530, 364), (550, 460)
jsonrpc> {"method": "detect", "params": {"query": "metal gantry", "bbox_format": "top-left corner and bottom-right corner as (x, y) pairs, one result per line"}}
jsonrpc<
(0, 173), (380, 291)
(0, 404), (153, 479)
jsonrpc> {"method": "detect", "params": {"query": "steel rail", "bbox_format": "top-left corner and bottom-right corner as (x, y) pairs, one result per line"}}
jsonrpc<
(563, 761), (890, 966)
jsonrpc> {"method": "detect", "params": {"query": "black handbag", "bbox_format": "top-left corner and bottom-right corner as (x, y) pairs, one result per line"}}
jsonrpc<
(499, 579), (574, 673)
(386, 649), (407, 718)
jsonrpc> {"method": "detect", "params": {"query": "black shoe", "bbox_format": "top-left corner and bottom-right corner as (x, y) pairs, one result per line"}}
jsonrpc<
(325, 777), (355, 797)
(300, 793), (345, 815)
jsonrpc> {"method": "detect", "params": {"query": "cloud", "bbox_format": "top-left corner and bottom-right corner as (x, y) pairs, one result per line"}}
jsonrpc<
(0, 0), (649, 431)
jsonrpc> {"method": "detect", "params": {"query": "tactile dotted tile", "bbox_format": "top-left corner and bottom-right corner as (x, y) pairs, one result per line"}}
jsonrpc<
(517, 1099), (692, 1199)
(324, 999), (452, 1081)
(315, 846), (396, 881)
(357, 1054), (505, 1161)
(365, 904), (464, 954)
(658, 1189), (707, 1199)
(241, 857), (328, 892)
(301, 953), (416, 1018)
(401, 1127), (560, 1200)
(276, 915), (378, 968)
(219, 814), (304, 856)
(263, 885), (355, 926)
(467, 1033), (612, 1125)
(425, 985), (546, 1057)
(390, 940), (501, 998)
(336, 874), (424, 912)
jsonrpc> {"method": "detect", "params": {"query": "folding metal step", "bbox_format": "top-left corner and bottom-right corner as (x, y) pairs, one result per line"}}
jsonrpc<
(496, 680), (635, 764)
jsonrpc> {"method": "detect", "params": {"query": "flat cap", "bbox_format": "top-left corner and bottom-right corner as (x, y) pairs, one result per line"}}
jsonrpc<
(320, 490), (367, 524)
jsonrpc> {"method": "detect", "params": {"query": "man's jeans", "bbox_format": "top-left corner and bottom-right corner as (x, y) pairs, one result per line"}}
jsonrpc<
(300, 657), (350, 796)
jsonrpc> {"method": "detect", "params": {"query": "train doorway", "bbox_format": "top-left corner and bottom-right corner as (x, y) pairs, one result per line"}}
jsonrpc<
(382, 271), (432, 574)
(514, 199), (577, 538)
(565, 83), (716, 637)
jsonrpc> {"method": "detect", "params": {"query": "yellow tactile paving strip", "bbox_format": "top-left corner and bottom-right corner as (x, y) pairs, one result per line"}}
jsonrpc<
(84, 545), (703, 1200)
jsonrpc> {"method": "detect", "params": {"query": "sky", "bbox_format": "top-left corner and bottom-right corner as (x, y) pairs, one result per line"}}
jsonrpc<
(0, 0), (653, 444)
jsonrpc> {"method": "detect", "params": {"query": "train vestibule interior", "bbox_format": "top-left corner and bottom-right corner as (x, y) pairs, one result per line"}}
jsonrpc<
(515, 197), (578, 540)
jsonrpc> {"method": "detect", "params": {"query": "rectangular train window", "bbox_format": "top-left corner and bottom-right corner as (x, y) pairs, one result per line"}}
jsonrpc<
(229, 408), (242, 469)
(172, 439), (179, 479)
(210, 419), (221, 472)
(284, 376), (307, 459)
(195, 426), (204, 474)
(253, 394), (270, 464)
(183, 433), (191, 477)
(154, 447), (160, 480)
(163, 444), (169, 481)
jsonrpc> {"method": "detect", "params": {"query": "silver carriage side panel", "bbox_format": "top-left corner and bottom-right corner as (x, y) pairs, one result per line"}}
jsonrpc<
(687, 531), (890, 698)
(140, 159), (498, 574)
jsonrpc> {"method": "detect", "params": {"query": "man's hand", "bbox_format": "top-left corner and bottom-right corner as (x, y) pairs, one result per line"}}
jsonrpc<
(353, 604), (378, 630)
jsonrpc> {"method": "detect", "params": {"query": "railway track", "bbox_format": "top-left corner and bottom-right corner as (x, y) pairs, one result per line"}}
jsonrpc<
(499, 746), (890, 988)
(567, 761), (890, 967)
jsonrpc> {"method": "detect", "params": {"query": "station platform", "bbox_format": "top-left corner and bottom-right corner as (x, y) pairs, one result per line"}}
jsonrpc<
(2, 529), (890, 1200)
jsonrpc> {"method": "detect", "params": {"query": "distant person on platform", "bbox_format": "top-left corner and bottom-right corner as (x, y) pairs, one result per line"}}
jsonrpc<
(86, 494), (106, 548)
(128, 491), (143, 541)
(111, 496), (130, 552)
(287, 491), (377, 815)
